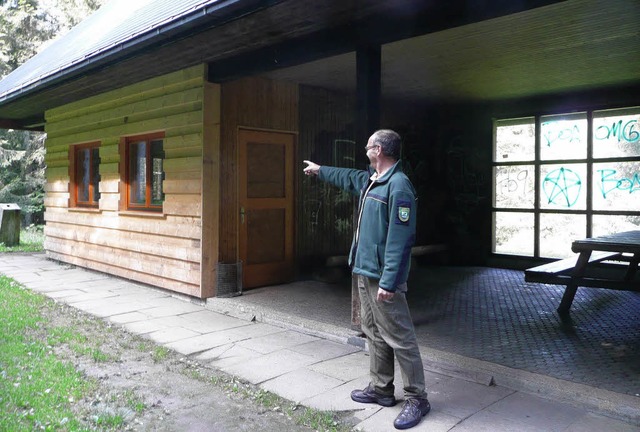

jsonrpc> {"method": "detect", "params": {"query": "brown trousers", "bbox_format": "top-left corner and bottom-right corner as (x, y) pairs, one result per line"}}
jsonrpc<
(357, 274), (427, 399)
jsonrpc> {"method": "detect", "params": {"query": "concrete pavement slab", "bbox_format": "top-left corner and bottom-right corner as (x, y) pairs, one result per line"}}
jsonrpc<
(220, 349), (318, 384)
(428, 375), (514, 419)
(139, 304), (204, 318)
(108, 311), (150, 324)
(565, 413), (640, 432)
(235, 329), (319, 354)
(123, 315), (196, 334)
(307, 351), (370, 382)
(145, 327), (202, 344)
(178, 310), (248, 333)
(47, 289), (87, 299)
(300, 376), (371, 412)
(63, 290), (120, 303)
(195, 344), (264, 368)
(288, 338), (360, 361)
(262, 368), (344, 403)
(163, 323), (285, 355)
(449, 409), (542, 432)
(486, 391), (584, 431)
(77, 300), (152, 317)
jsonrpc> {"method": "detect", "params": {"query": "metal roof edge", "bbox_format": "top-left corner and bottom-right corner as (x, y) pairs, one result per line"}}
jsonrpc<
(0, 0), (279, 110)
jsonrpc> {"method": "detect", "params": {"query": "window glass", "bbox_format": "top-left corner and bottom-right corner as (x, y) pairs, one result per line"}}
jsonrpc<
(129, 141), (147, 205)
(540, 213), (586, 258)
(540, 113), (587, 161)
(91, 147), (100, 203)
(592, 215), (640, 237)
(540, 163), (586, 210)
(593, 108), (640, 158)
(593, 162), (640, 211)
(73, 143), (100, 207)
(77, 148), (90, 203)
(150, 139), (164, 205)
(493, 212), (534, 256)
(494, 118), (535, 162)
(124, 134), (164, 211)
(493, 165), (535, 208)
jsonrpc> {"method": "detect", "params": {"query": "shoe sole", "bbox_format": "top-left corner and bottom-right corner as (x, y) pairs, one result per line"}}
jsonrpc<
(350, 394), (396, 407)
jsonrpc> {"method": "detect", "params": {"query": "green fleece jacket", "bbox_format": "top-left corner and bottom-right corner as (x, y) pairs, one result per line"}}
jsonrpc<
(318, 161), (417, 292)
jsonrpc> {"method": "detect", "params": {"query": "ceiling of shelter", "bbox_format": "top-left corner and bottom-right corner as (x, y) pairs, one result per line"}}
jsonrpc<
(0, 0), (637, 129)
(261, 0), (640, 104)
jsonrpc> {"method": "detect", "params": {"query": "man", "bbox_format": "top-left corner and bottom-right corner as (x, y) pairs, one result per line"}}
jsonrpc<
(303, 129), (430, 430)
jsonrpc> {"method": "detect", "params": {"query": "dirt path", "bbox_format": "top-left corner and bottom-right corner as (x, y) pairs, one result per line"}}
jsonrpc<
(38, 299), (352, 431)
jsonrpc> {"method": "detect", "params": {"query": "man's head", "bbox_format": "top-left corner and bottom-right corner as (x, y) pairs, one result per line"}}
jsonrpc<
(368, 129), (402, 161)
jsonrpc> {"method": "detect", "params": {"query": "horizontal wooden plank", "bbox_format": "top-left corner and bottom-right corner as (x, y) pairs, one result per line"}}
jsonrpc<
(44, 196), (69, 208)
(45, 181), (69, 193)
(163, 194), (201, 217)
(525, 251), (622, 276)
(163, 179), (202, 195)
(45, 110), (204, 148)
(45, 237), (200, 285)
(46, 65), (205, 120)
(164, 156), (202, 173)
(98, 194), (119, 212)
(46, 167), (69, 180)
(45, 250), (201, 297)
(45, 222), (201, 262)
(99, 179), (119, 194)
(164, 133), (202, 150)
(43, 208), (201, 239)
(164, 146), (202, 159)
(46, 89), (204, 138)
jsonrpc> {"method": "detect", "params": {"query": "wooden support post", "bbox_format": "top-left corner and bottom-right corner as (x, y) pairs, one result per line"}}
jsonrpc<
(351, 44), (381, 331)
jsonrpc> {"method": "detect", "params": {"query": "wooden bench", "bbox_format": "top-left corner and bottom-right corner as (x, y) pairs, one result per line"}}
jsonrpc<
(525, 251), (622, 285)
(525, 251), (628, 313)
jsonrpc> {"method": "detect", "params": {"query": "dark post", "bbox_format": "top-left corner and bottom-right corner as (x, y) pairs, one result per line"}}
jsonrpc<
(0, 203), (21, 246)
(352, 44), (381, 330)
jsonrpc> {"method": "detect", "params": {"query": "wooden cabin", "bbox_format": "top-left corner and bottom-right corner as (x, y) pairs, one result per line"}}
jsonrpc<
(0, 0), (638, 299)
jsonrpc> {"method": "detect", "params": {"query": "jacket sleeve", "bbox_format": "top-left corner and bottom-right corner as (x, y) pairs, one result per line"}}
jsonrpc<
(318, 166), (370, 196)
(379, 183), (417, 291)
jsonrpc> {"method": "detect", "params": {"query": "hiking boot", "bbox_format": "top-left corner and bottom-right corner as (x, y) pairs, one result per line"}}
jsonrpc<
(350, 384), (396, 407)
(393, 397), (431, 429)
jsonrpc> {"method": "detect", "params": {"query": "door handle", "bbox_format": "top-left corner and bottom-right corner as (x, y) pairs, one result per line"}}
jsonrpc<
(240, 207), (245, 224)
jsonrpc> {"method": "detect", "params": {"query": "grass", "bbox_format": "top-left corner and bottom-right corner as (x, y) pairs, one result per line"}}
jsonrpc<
(0, 225), (45, 252)
(0, 275), (91, 431)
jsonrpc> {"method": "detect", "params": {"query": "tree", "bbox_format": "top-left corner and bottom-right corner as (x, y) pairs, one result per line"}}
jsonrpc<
(0, 0), (105, 225)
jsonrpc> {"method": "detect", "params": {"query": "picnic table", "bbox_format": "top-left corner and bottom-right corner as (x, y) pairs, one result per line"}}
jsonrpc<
(525, 230), (640, 314)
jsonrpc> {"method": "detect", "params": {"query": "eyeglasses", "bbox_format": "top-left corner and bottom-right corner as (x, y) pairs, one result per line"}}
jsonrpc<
(364, 144), (379, 151)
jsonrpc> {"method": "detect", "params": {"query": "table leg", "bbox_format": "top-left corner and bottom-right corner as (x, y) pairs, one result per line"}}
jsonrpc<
(558, 251), (591, 314)
(624, 253), (639, 281)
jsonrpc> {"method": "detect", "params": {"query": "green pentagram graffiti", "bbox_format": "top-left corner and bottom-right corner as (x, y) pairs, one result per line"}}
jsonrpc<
(543, 167), (582, 207)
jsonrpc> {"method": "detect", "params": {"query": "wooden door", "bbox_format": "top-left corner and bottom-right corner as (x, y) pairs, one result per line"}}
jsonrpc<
(238, 129), (295, 288)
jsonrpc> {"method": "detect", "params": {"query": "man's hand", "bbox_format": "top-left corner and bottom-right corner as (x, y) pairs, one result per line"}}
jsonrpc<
(376, 287), (394, 302)
(303, 160), (320, 176)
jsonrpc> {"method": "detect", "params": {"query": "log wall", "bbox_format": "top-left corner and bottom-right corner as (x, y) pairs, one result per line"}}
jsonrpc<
(43, 65), (220, 298)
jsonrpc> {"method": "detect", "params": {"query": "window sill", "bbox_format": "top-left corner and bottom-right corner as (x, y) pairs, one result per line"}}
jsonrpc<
(68, 207), (101, 213)
(119, 210), (166, 219)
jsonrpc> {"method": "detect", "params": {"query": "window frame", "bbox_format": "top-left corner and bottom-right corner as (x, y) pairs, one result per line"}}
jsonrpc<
(69, 141), (101, 209)
(492, 107), (640, 259)
(119, 132), (165, 212)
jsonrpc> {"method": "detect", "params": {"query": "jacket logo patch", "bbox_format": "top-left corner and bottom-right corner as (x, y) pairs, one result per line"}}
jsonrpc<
(398, 207), (410, 223)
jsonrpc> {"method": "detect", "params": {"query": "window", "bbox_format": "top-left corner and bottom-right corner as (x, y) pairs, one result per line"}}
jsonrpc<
(493, 107), (640, 258)
(70, 142), (100, 208)
(121, 132), (165, 211)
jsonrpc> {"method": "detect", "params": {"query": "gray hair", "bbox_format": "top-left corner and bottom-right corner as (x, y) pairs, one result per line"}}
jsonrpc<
(371, 129), (402, 160)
